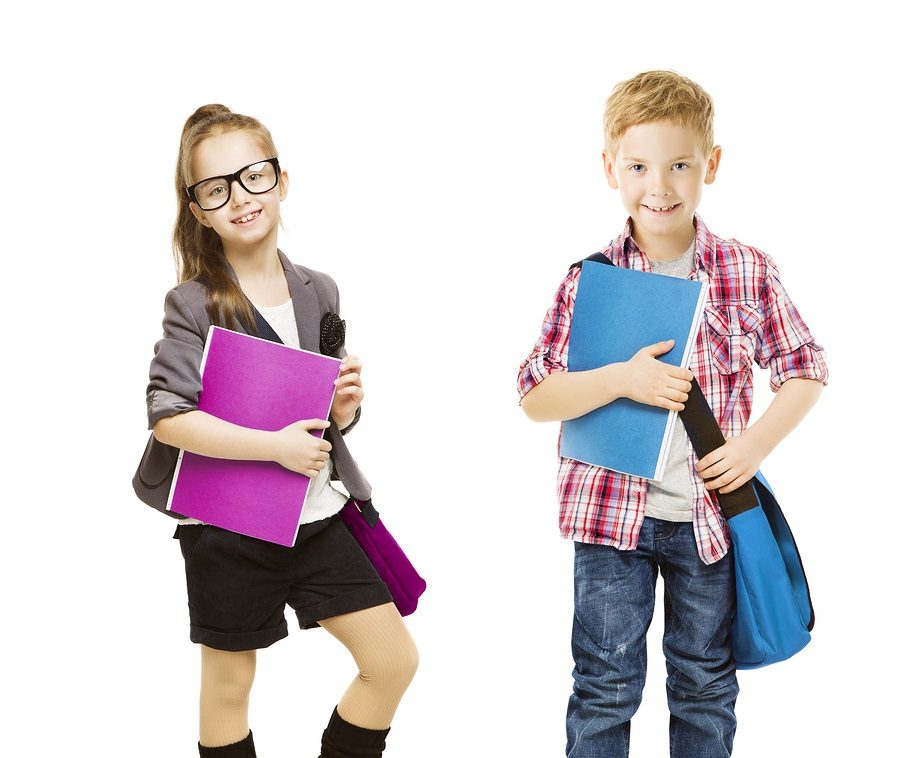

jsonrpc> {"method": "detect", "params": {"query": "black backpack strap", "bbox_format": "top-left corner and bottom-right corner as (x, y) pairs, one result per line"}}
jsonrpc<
(569, 251), (757, 519)
(569, 251), (613, 270)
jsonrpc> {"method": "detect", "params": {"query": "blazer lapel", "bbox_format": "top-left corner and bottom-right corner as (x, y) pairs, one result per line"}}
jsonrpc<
(278, 250), (321, 353)
(220, 250), (321, 352)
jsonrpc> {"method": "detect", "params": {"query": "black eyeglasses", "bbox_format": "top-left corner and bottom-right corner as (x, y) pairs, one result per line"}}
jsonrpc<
(186, 158), (281, 211)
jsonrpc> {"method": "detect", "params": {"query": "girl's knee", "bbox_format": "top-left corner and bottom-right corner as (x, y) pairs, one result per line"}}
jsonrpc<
(362, 637), (418, 690)
(201, 647), (256, 701)
(395, 637), (419, 685)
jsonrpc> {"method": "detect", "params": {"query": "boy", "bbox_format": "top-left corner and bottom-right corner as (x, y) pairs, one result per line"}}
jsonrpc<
(517, 71), (827, 757)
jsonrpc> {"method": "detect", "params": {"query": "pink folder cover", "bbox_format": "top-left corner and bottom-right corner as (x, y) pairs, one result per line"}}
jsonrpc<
(166, 326), (342, 547)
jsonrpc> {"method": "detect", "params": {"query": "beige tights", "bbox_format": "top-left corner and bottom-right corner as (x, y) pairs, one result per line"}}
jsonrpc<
(199, 646), (256, 748)
(320, 601), (419, 730)
(198, 602), (418, 747)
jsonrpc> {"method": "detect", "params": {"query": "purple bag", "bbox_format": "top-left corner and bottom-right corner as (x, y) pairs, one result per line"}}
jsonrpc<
(340, 499), (426, 616)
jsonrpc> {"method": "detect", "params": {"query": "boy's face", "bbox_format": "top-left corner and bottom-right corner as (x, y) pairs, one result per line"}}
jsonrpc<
(603, 120), (721, 258)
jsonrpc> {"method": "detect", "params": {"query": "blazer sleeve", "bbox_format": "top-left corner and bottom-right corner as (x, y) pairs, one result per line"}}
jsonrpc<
(146, 286), (206, 430)
(330, 274), (362, 436)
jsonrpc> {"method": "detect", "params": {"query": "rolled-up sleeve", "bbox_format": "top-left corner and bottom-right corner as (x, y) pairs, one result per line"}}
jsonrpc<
(146, 287), (205, 430)
(755, 256), (829, 392)
(517, 267), (580, 401)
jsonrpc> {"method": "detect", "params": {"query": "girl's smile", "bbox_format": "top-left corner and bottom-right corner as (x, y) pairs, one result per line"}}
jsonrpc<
(188, 131), (288, 256)
(232, 209), (262, 225)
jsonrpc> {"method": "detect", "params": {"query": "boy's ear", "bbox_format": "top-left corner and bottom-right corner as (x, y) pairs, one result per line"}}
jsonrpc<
(704, 146), (723, 185)
(189, 202), (213, 228)
(602, 150), (618, 189)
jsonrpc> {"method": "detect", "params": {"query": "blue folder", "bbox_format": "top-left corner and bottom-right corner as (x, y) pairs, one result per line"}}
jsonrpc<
(561, 261), (707, 479)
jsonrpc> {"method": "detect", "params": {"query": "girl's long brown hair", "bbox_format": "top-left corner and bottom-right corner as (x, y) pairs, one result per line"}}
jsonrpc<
(174, 104), (280, 332)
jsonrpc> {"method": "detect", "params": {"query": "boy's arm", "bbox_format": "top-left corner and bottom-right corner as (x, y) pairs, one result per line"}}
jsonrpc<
(697, 253), (828, 494)
(522, 340), (694, 421)
(696, 378), (823, 493)
(518, 268), (693, 422)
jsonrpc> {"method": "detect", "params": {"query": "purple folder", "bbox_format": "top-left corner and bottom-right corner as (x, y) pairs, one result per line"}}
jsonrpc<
(166, 326), (342, 547)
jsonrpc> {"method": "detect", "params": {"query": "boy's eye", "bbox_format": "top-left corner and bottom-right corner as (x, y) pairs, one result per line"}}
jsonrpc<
(628, 164), (645, 174)
(673, 162), (689, 171)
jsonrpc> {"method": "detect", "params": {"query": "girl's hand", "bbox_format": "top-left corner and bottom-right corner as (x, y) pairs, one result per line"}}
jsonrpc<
(272, 418), (333, 477)
(696, 430), (770, 494)
(620, 340), (694, 411)
(331, 355), (364, 429)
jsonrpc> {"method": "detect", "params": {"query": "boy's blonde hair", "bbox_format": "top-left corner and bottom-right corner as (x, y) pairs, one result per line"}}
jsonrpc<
(604, 70), (715, 157)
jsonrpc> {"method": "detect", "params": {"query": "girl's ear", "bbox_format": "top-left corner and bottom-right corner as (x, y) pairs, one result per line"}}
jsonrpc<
(189, 202), (213, 228)
(279, 169), (289, 201)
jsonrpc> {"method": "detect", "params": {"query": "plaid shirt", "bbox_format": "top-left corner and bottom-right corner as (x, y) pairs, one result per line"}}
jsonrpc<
(517, 216), (828, 564)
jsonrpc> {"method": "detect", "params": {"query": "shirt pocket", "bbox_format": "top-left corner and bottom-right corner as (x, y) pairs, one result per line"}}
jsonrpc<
(703, 302), (764, 375)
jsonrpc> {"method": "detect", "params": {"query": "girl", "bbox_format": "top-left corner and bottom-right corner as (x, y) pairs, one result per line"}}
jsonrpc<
(146, 105), (418, 757)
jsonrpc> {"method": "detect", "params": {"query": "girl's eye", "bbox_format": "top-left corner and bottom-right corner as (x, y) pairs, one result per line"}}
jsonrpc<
(199, 183), (226, 199)
(246, 173), (261, 183)
(673, 162), (689, 171)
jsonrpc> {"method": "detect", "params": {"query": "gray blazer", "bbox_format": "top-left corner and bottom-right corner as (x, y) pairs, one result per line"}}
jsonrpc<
(146, 250), (371, 501)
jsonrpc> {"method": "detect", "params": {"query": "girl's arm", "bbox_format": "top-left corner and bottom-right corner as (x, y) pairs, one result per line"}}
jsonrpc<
(153, 411), (332, 478)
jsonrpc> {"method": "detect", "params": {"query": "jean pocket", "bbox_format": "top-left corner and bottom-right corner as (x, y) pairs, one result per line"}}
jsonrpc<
(704, 303), (763, 375)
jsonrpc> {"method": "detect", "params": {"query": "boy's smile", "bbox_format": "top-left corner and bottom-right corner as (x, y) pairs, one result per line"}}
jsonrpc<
(603, 120), (721, 261)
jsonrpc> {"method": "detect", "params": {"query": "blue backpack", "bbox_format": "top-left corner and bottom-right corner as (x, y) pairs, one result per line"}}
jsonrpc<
(576, 252), (814, 669)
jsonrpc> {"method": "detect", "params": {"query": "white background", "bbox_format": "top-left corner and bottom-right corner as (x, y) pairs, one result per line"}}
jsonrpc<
(5, 1), (896, 755)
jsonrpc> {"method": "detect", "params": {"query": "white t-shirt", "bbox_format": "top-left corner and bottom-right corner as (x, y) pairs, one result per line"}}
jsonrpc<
(644, 242), (696, 523)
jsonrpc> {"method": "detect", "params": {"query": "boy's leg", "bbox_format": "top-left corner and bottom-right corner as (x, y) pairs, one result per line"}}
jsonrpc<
(566, 523), (657, 758)
(658, 521), (738, 758)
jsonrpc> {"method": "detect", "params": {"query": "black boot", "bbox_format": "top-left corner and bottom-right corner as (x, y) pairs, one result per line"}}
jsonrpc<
(198, 730), (256, 757)
(319, 708), (390, 757)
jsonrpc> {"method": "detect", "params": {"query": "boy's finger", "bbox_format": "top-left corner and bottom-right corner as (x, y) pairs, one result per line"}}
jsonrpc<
(644, 339), (676, 357)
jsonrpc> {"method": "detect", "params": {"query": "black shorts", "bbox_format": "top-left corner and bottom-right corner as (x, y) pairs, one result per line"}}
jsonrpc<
(174, 514), (392, 652)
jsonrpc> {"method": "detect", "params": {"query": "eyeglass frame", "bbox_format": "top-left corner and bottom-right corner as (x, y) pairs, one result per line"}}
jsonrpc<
(185, 157), (281, 210)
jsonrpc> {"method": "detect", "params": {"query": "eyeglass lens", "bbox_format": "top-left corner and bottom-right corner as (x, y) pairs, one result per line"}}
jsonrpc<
(193, 161), (278, 210)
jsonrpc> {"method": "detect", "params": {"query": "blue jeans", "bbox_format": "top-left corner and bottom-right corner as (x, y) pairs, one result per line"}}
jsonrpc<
(566, 518), (738, 758)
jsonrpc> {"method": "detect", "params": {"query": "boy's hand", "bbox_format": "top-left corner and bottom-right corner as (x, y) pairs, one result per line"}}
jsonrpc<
(696, 430), (770, 494)
(272, 418), (332, 477)
(331, 355), (364, 429)
(621, 340), (694, 411)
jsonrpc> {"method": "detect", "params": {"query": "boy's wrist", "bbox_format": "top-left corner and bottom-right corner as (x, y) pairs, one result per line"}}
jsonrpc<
(600, 362), (629, 401)
(741, 424), (778, 459)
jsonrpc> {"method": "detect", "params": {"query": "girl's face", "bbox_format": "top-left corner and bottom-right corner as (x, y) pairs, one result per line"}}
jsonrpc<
(188, 130), (288, 255)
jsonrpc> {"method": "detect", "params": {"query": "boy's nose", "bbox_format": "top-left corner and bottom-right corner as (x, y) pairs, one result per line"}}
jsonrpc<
(649, 173), (671, 196)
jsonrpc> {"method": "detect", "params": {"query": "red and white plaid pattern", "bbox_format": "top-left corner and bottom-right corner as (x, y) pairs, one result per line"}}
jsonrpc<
(518, 216), (828, 564)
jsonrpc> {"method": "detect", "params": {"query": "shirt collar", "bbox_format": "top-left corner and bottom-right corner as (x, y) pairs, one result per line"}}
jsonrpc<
(611, 214), (718, 273)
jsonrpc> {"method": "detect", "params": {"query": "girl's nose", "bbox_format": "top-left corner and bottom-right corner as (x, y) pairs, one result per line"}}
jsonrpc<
(230, 179), (250, 205)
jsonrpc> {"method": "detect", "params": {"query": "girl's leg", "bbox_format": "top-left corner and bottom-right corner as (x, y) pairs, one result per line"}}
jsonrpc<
(319, 601), (418, 730)
(199, 645), (257, 749)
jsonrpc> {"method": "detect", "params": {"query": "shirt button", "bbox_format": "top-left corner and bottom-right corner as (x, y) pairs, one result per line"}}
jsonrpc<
(631, 485), (642, 494)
